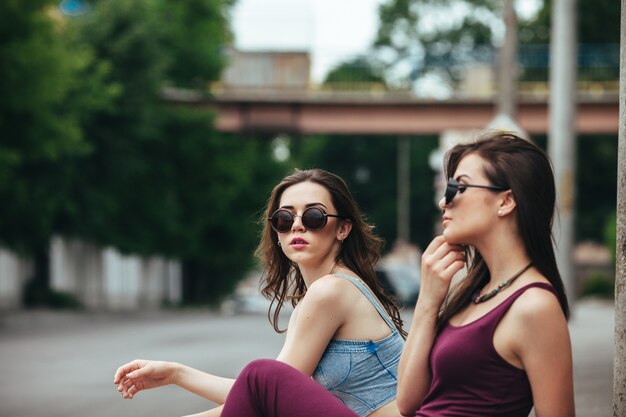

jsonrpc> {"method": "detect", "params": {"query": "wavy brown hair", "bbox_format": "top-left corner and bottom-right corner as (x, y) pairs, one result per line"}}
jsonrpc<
(438, 132), (570, 327)
(255, 168), (406, 338)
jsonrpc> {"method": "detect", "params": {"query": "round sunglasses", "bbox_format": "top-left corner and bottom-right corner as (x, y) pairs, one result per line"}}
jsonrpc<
(444, 177), (508, 205)
(268, 207), (347, 233)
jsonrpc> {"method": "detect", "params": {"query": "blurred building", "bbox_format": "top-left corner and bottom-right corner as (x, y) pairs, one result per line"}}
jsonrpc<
(218, 49), (310, 92)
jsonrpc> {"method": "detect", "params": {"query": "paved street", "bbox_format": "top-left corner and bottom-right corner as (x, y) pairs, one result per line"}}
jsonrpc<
(0, 297), (614, 417)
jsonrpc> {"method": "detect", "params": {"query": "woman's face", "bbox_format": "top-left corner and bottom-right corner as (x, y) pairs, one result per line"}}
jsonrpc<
(439, 153), (503, 245)
(275, 181), (346, 268)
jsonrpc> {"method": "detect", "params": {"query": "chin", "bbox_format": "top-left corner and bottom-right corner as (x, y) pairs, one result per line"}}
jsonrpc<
(442, 228), (465, 245)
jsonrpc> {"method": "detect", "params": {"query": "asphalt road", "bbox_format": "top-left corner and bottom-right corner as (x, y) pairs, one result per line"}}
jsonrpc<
(0, 297), (614, 417)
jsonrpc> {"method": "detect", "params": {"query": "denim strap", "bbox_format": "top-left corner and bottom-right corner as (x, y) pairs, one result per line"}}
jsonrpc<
(333, 273), (396, 330)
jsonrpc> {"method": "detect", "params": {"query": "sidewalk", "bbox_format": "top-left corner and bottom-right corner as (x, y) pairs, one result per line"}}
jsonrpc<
(568, 297), (614, 417)
(0, 296), (615, 417)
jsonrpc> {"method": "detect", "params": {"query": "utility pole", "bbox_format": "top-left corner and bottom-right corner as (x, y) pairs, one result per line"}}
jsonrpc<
(397, 136), (410, 243)
(613, 2), (626, 414)
(548, 0), (577, 308)
(497, 0), (518, 119)
(485, 0), (527, 138)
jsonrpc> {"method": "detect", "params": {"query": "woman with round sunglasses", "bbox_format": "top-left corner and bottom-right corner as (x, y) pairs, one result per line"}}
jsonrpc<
(114, 168), (406, 417)
(397, 132), (574, 417)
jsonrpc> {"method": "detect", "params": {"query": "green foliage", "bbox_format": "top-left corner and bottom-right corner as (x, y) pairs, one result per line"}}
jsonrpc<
(374, 0), (620, 88)
(48, 290), (83, 309)
(580, 272), (614, 299)
(605, 211), (616, 262)
(575, 135), (618, 243)
(373, 0), (502, 85)
(293, 135), (439, 251)
(0, 0), (115, 255)
(324, 57), (386, 86)
(57, 0), (283, 304)
(162, 0), (234, 87)
(2, 0), (284, 305)
(519, 0), (620, 44)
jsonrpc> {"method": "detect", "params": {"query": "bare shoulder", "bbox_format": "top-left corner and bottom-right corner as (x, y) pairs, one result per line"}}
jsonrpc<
(303, 275), (355, 309)
(509, 281), (567, 330)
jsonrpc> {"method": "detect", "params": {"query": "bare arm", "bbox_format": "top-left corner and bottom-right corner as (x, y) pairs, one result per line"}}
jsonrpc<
(174, 365), (234, 404)
(179, 276), (350, 417)
(397, 236), (465, 416)
(114, 359), (234, 404)
(115, 276), (347, 408)
(515, 291), (575, 417)
(275, 275), (350, 375)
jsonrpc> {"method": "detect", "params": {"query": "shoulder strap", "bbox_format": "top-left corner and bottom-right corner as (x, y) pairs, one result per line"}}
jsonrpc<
(333, 273), (397, 330)
(485, 282), (558, 329)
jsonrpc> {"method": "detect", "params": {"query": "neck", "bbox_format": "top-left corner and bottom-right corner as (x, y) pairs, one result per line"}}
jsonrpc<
(299, 256), (345, 288)
(473, 228), (530, 288)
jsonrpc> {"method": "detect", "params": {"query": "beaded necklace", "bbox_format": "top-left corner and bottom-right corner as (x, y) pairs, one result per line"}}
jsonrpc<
(472, 263), (533, 304)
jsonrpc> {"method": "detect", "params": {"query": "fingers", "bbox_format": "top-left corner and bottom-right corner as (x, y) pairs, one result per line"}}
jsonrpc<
(117, 374), (142, 399)
(113, 359), (143, 384)
(423, 235), (446, 256)
(419, 236), (465, 308)
(114, 359), (146, 399)
(423, 235), (464, 261)
(422, 236), (465, 281)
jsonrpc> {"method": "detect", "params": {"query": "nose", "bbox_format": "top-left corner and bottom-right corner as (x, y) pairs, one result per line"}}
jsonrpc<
(291, 214), (306, 231)
(438, 196), (447, 210)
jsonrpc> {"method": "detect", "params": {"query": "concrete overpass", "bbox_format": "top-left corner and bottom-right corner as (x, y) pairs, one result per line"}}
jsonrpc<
(165, 88), (619, 136)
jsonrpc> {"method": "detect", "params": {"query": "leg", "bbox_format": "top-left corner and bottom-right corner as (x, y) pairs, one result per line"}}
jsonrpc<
(221, 359), (359, 417)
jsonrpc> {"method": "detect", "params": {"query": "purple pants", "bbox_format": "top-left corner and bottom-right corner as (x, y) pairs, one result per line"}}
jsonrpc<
(221, 359), (359, 417)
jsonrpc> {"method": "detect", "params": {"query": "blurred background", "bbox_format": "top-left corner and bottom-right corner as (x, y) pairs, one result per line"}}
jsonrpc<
(0, 0), (619, 415)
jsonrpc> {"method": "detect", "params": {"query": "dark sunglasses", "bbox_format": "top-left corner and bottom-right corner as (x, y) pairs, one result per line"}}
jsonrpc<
(268, 207), (347, 233)
(444, 177), (508, 205)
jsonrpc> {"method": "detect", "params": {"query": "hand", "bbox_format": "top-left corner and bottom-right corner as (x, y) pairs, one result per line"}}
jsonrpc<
(113, 359), (178, 399)
(419, 235), (465, 310)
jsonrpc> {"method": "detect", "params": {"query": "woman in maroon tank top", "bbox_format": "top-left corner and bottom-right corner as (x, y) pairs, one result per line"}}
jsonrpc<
(397, 132), (575, 417)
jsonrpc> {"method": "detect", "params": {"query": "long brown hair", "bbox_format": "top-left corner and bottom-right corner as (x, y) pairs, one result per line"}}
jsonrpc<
(255, 168), (406, 337)
(438, 132), (570, 326)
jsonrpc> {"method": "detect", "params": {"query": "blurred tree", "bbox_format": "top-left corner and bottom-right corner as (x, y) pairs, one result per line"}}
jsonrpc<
(59, 0), (284, 305)
(0, 0), (116, 304)
(162, 0), (234, 88)
(374, 0), (620, 89)
(518, 0), (620, 44)
(59, 0), (173, 253)
(575, 135), (618, 243)
(373, 0), (501, 89)
(518, 0), (620, 84)
(324, 56), (387, 91)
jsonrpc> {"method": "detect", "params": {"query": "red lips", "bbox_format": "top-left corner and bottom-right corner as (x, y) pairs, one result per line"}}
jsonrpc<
(290, 237), (309, 245)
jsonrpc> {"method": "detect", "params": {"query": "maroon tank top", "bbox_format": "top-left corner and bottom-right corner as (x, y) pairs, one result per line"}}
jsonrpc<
(415, 282), (557, 417)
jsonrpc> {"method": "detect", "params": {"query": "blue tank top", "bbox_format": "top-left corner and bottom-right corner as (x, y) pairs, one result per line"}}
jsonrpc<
(312, 273), (405, 417)
(416, 282), (557, 417)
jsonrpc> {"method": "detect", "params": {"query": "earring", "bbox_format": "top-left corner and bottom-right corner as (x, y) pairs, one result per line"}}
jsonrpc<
(277, 241), (281, 247)
(497, 210), (503, 216)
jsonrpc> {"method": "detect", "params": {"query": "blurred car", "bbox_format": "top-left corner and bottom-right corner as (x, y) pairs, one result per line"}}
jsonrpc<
(376, 262), (420, 307)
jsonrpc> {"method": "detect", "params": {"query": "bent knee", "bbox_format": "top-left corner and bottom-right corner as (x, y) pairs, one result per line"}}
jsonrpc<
(240, 359), (286, 378)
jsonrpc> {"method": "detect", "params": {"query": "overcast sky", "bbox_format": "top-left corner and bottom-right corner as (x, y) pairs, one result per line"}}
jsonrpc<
(231, 0), (542, 83)
(231, 0), (386, 82)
